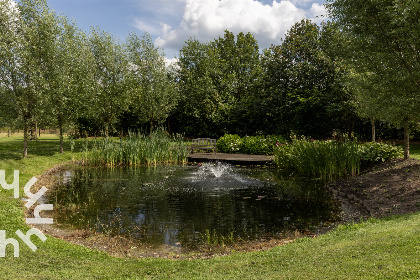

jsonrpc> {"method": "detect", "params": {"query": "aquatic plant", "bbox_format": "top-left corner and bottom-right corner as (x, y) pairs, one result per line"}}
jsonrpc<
(81, 129), (189, 166)
(274, 136), (402, 180)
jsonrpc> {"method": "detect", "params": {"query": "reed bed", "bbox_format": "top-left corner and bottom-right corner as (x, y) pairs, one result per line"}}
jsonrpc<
(80, 130), (189, 166)
(274, 136), (361, 181)
(274, 136), (402, 180)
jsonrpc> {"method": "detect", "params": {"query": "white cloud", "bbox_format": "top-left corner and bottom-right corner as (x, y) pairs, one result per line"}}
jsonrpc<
(165, 57), (179, 68)
(154, 0), (327, 57)
(133, 18), (162, 35)
(309, 2), (327, 22)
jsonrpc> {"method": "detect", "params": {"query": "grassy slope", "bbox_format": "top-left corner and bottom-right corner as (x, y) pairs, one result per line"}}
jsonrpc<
(1, 136), (420, 279)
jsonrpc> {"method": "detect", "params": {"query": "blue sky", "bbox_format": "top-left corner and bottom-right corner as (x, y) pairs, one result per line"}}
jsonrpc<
(46, 0), (327, 60)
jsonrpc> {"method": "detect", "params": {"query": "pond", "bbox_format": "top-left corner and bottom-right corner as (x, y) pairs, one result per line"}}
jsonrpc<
(48, 162), (340, 250)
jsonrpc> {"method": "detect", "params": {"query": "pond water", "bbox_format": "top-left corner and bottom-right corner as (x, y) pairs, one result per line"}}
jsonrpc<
(48, 163), (340, 249)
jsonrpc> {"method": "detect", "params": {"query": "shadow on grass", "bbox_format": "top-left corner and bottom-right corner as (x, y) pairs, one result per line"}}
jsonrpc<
(409, 143), (420, 160)
(0, 137), (72, 160)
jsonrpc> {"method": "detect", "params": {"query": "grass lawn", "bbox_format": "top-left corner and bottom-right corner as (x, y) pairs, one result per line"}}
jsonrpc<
(1, 135), (420, 279)
(409, 143), (420, 160)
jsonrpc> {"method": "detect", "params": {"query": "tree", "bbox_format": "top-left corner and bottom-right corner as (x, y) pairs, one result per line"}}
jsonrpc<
(174, 38), (220, 136)
(211, 31), (263, 134)
(326, 0), (420, 159)
(0, 0), (59, 158)
(89, 27), (129, 135)
(174, 31), (263, 137)
(47, 16), (95, 152)
(262, 19), (356, 138)
(126, 32), (178, 132)
(0, 0), (20, 128)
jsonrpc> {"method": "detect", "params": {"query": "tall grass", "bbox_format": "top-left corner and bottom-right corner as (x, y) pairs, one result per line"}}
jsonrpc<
(274, 136), (361, 180)
(81, 129), (189, 166)
(274, 136), (403, 180)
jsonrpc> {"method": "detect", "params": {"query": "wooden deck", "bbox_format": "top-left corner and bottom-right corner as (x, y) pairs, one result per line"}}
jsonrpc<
(187, 153), (273, 165)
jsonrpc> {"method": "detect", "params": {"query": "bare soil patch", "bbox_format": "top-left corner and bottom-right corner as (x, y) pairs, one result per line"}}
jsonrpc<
(327, 158), (420, 219)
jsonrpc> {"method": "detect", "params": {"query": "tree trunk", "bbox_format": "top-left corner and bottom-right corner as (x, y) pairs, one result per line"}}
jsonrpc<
(7, 128), (10, 137)
(403, 120), (410, 160)
(371, 118), (376, 142)
(23, 121), (28, 158)
(59, 122), (64, 154)
(150, 120), (154, 134)
(34, 120), (38, 141)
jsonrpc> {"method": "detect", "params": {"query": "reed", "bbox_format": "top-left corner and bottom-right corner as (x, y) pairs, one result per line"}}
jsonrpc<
(274, 136), (361, 180)
(81, 129), (189, 166)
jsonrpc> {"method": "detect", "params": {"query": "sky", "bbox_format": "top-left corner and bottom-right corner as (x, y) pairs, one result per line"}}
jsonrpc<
(44, 0), (327, 61)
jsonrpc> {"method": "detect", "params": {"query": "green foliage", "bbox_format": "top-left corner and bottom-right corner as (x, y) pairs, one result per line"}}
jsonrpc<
(1, 137), (420, 278)
(260, 19), (357, 138)
(274, 136), (361, 180)
(81, 129), (188, 166)
(326, 0), (420, 158)
(216, 134), (242, 153)
(217, 134), (285, 155)
(126, 32), (179, 132)
(173, 31), (263, 137)
(359, 142), (403, 163)
(241, 135), (286, 155)
(89, 27), (129, 135)
(274, 137), (403, 180)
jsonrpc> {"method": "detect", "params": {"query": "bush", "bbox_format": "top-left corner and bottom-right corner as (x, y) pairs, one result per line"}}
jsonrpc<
(216, 134), (242, 153)
(217, 134), (286, 155)
(359, 142), (403, 163)
(241, 136), (271, 155)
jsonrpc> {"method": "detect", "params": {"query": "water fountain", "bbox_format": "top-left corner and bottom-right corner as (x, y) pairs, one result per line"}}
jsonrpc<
(48, 162), (340, 249)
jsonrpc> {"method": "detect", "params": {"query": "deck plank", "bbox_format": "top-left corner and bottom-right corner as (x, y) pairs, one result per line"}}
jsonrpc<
(187, 153), (273, 165)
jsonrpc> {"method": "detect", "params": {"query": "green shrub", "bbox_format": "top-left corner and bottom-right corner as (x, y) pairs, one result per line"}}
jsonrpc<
(216, 134), (242, 153)
(217, 134), (286, 155)
(359, 142), (403, 163)
(241, 136), (269, 155)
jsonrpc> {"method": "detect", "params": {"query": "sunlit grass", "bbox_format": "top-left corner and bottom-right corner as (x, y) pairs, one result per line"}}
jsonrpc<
(0, 136), (419, 278)
(80, 129), (189, 166)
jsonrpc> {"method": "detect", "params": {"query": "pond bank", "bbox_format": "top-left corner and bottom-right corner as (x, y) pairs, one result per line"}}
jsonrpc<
(326, 158), (420, 219)
(29, 158), (420, 260)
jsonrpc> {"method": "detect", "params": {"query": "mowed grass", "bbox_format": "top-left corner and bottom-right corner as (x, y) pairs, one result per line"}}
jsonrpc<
(409, 143), (420, 160)
(1, 136), (420, 279)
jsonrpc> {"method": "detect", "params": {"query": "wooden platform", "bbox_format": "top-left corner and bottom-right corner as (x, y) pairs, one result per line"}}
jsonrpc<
(187, 153), (273, 165)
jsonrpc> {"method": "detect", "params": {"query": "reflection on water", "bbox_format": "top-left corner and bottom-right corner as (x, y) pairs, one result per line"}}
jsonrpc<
(48, 163), (340, 248)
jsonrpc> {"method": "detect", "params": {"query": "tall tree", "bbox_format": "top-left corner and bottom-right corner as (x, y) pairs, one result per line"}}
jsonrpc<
(47, 16), (95, 152)
(211, 31), (263, 134)
(0, 0), (20, 127)
(0, 0), (59, 157)
(174, 31), (262, 136)
(262, 19), (355, 138)
(174, 38), (220, 136)
(326, 0), (420, 159)
(89, 27), (129, 135)
(126, 32), (178, 132)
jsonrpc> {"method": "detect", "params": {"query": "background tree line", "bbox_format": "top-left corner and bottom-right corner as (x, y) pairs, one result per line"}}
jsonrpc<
(0, 0), (176, 157)
(1, 0), (419, 158)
